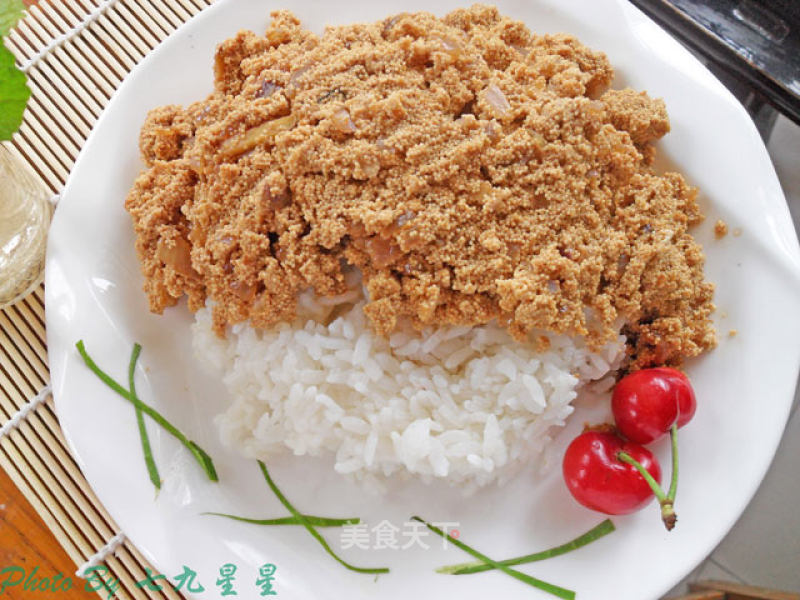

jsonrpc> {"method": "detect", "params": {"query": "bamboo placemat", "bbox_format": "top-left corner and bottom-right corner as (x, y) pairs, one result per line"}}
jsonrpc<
(1, 0), (215, 597)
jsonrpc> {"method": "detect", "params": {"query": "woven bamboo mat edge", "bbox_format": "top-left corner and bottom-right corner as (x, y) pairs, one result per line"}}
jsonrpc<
(0, 0), (216, 596)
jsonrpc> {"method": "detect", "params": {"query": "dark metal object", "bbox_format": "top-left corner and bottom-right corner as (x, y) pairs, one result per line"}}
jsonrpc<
(712, 66), (779, 141)
(629, 0), (800, 140)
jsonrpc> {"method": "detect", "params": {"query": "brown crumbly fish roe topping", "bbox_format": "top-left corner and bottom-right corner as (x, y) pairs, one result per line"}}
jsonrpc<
(125, 5), (716, 368)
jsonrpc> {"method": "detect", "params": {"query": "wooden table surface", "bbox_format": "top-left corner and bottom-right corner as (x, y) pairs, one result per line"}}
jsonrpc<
(0, 465), (96, 599)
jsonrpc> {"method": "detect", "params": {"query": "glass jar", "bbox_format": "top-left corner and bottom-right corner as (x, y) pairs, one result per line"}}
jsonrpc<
(0, 143), (53, 309)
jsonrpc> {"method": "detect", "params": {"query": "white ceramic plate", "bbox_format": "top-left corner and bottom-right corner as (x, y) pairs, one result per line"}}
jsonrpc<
(46, 0), (800, 598)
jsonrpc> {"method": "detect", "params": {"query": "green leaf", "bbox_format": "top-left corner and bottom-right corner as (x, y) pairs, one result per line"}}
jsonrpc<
(0, 44), (29, 141)
(0, 0), (25, 36)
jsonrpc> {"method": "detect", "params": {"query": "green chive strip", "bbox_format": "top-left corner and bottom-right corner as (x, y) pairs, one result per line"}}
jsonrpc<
(203, 512), (360, 527)
(129, 343), (161, 491)
(76, 340), (218, 482)
(437, 519), (615, 575)
(257, 461), (389, 575)
(412, 517), (574, 600)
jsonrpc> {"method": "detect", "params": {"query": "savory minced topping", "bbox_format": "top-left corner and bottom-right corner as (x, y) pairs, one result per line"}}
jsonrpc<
(125, 4), (715, 368)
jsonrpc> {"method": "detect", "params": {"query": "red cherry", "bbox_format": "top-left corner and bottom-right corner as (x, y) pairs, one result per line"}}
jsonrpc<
(612, 367), (696, 444)
(562, 431), (662, 515)
(667, 369), (697, 428)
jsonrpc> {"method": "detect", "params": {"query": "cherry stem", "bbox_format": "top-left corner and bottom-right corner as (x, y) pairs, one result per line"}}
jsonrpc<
(667, 425), (679, 502)
(616, 450), (677, 531)
(616, 452), (667, 502)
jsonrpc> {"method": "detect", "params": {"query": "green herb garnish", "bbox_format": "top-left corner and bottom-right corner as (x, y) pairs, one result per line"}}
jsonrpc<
(412, 516), (574, 600)
(258, 461), (389, 575)
(76, 340), (218, 482)
(0, 0), (30, 141)
(437, 519), (614, 575)
(0, 0), (24, 36)
(128, 343), (161, 490)
(203, 512), (360, 527)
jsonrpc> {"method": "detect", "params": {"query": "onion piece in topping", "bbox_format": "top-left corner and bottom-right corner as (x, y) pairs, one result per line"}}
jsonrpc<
(382, 13), (407, 36)
(435, 36), (463, 59)
(220, 114), (297, 157)
(484, 84), (511, 117)
(263, 184), (291, 210)
(332, 108), (357, 133)
(230, 280), (257, 302)
(256, 81), (282, 99)
(483, 120), (500, 141)
(287, 64), (312, 91)
(157, 237), (197, 278)
(364, 236), (400, 268)
(396, 210), (416, 227)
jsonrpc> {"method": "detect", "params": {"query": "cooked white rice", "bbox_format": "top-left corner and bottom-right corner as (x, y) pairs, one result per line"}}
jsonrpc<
(192, 284), (624, 491)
